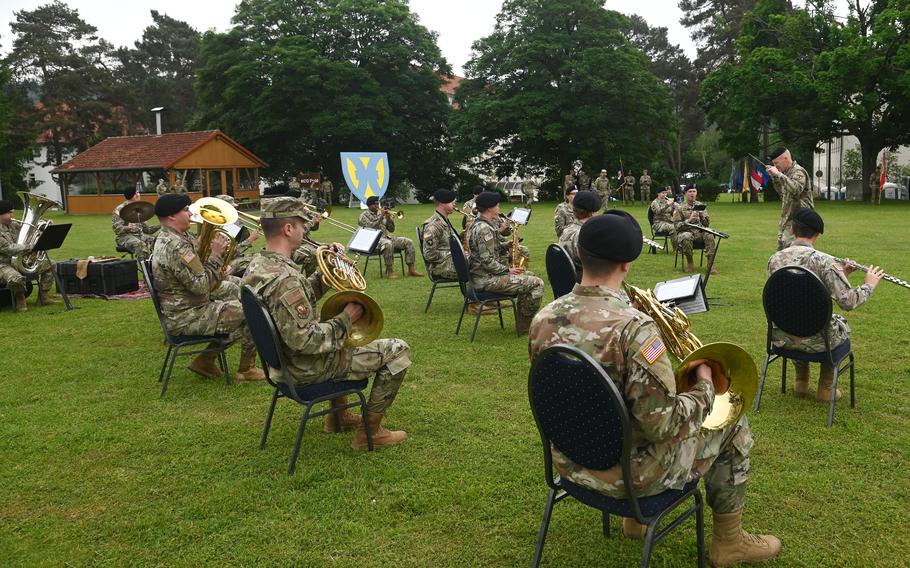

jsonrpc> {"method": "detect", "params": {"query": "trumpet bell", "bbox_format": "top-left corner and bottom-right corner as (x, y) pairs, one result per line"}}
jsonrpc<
(319, 291), (384, 347)
(674, 342), (759, 431)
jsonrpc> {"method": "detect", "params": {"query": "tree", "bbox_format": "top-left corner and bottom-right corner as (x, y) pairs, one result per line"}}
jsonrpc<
(0, 63), (36, 202)
(678, 0), (756, 70)
(191, 0), (453, 198)
(452, 0), (673, 187)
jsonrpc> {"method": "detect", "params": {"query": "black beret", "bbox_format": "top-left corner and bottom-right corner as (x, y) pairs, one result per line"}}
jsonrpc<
(475, 191), (500, 210)
(685, 183), (696, 190)
(472, 185), (485, 195)
(768, 147), (788, 161)
(0, 199), (13, 214)
(433, 189), (456, 203)
(155, 193), (191, 217)
(793, 207), (823, 234)
(366, 196), (380, 206)
(578, 210), (643, 263)
(123, 186), (137, 200)
(573, 190), (601, 212)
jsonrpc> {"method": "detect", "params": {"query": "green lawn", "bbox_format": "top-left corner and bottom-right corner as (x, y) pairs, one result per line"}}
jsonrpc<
(2, 199), (909, 567)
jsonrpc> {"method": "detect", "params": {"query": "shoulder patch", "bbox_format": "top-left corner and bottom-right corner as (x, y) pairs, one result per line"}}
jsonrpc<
(180, 249), (204, 274)
(640, 336), (666, 365)
(484, 233), (494, 242)
(181, 249), (197, 265)
(280, 287), (305, 306)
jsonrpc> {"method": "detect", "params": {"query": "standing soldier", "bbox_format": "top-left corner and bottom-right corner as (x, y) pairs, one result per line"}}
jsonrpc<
(577, 168), (590, 190)
(563, 170), (576, 194)
(112, 187), (160, 261)
(869, 166), (881, 206)
(554, 188), (577, 238)
(672, 184), (717, 274)
(649, 187), (676, 236)
(155, 178), (168, 195)
(0, 199), (58, 312)
(766, 147), (814, 251)
(320, 175), (334, 206)
(172, 174), (187, 194)
(624, 170), (636, 204)
(358, 196), (422, 280)
(593, 169), (612, 208)
(421, 189), (459, 280)
(639, 169), (652, 204)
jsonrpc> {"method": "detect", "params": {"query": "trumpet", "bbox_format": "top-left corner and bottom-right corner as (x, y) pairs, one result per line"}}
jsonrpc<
(832, 257), (910, 289)
(382, 207), (404, 219)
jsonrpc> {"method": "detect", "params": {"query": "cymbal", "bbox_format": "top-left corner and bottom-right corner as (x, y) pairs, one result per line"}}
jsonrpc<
(119, 201), (155, 223)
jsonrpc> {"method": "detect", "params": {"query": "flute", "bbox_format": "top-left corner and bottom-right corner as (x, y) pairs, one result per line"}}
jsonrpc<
(832, 257), (910, 290)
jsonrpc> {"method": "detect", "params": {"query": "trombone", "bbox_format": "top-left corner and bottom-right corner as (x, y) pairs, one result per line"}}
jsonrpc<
(300, 202), (359, 232)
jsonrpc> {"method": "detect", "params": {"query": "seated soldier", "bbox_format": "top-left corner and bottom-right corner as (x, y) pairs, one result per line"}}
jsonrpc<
(529, 211), (781, 567)
(0, 199), (58, 312)
(242, 197), (410, 448)
(467, 191), (544, 334)
(358, 196), (422, 279)
(650, 186), (676, 236)
(211, 194), (261, 278)
(672, 184), (717, 274)
(767, 208), (883, 401)
(558, 190), (601, 278)
(112, 187), (160, 261)
(553, 188), (577, 238)
(420, 189), (459, 280)
(150, 194), (264, 382)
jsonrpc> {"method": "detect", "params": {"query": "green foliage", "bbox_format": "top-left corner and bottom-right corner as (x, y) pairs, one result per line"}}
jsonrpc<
(0, 63), (35, 200)
(678, 0), (756, 70)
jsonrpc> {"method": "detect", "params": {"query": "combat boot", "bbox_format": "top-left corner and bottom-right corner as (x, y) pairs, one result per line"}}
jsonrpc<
(14, 292), (27, 312)
(385, 266), (399, 280)
(187, 351), (223, 378)
(816, 364), (842, 402)
(235, 352), (266, 382)
(407, 263), (424, 277)
(792, 361), (810, 398)
(323, 396), (363, 433)
(38, 290), (59, 305)
(622, 517), (648, 539)
(709, 510), (781, 568)
(516, 313), (533, 336)
(707, 255), (719, 274)
(351, 411), (408, 450)
(684, 254), (695, 273)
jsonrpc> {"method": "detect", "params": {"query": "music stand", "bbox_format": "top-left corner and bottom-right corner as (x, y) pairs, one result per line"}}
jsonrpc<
(348, 227), (382, 255)
(509, 207), (532, 225)
(654, 274), (708, 315)
(31, 223), (76, 311)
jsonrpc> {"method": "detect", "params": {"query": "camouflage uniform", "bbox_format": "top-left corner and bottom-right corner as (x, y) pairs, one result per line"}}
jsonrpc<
(529, 285), (753, 513)
(320, 179), (334, 204)
(593, 174), (612, 207)
(494, 216), (530, 267)
(577, 170), (590, 190)
(0, 220), (55, 296)
(639, 174), (652, 203)
(242, 251), (410, 413)
(869, 169), (881, 205)
(112, 200), (159, 261)
(623, 174), (636, 204)
(672, 201), (716, 257)
(421, 212), (457, 279)
(358, 209), (416, 267)
(172, 179), (187, 194)
(467, 216), (544, 321)
(557, 220), (582, 276)
(771, 161), (813, 251)
(553, 201), (575, 238)
(155, 181), (168, 195)
(563, 174), (576, 194)
(151, 226), (255, 356)
(650, 196), (676, 235)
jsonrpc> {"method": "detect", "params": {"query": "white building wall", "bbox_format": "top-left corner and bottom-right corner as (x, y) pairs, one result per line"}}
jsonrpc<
(21, 147), (64, 204)
(813, 135), (910, 193)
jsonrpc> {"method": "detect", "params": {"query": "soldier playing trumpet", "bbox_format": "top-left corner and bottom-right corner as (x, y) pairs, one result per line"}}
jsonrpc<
(358, 196), (422, 279)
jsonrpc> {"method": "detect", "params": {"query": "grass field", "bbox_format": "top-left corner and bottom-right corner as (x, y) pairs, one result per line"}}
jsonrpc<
(2, 199), (909, 567)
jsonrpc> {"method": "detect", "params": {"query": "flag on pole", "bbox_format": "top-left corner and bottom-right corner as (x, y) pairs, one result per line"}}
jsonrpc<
(879, 151), (888, 192)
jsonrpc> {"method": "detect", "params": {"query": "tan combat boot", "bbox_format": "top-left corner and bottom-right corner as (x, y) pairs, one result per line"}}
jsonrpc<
(622, 517), (648, 539)
(323, 396), (363, 433)
(792, 361), (810, 398)
(385, 266), (399, 280)
(709, 510), (781, 568)
(407, 263), (424, 277)
(14, 292), (27, 312)
(684, 254), (695, 273)
(351, 411), (408, 450)
(38, 290), (60, 305)
(187, 351), (223, 378)
(816, 364), (842, 402)
(235, 352), (266, 382)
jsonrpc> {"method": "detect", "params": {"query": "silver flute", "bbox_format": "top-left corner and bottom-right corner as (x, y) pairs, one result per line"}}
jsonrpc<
(832, 257), (910, 290)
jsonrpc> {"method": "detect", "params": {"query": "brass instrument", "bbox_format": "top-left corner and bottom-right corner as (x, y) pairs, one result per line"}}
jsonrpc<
(832, 257), (910, 290)
(12, 192), (60, 274)
(510, 217), (526, 269)
(316, 246), (383, 347)
(300, 203), (358, 232)
(623, 282), (758, 431)
(452, 209), (474, 251)
(383, 207), (404, 220)
(643, 236), (665, 250)
(189, 197), (240, 271)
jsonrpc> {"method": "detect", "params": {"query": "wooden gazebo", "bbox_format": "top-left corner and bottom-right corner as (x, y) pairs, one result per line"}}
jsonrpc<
(51, 130), (268, 214)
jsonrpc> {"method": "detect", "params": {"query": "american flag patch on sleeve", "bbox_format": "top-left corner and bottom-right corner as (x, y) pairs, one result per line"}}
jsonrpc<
(640, 336), (666, 365)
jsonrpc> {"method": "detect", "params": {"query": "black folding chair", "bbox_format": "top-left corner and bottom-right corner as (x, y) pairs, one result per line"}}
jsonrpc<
(529, 345), (705, 567)
(646, 207), (671, 254)
(674, 241), (705, 268)
(362, 241), (405, 278)
(545, 244), (577, 299)
(448, 234), (518, 342)
(240, 286), (373, 474)
(416, 225), (459, 313)
(140, 260), (231, 397)
(755, 265), (855, 427)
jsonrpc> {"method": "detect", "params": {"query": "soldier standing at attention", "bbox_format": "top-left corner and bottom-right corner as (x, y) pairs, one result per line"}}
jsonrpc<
(869, 166), (882, 205)
(529, 211), (781, 568)
(650, 187), (676, 236)
(577, 168), (590, 190)
(593, 169), (612, 208)
(624, 170), (636, 205)
(0, 199), (58, 312)
(672, 184), (717, 274)
(421, 189), (459, 280)
(639, 170), (652, 204)
(242, 197), (410, 448)
(558, 190), (601, 278)
(468, 191), (544, 334)
(563, 171), (576, 195)
(150, 193), (264, 382)
(155, 178), (168, 195)
(358, 196), (423, 280)
(767, 208), (883, 401)
(766, 147), (814, 251)
(554, 188), (577, 238)
(112, 187), (160, 261)
(320, 175), (334, 205)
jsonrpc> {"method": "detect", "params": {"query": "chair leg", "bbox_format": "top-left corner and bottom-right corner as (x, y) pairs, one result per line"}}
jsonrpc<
(826, 365), (840, 428)
(399, 252), (405, 275)
(355, 391), (373, 451)
(497, 301), (505, 329)
(754, 355), (771, 411)
(160, 345), (181, 397)
(455, 301), (468, 335)
(425, 283), (438, 313)
(330, 399), (342, 433)
(260, 389), (280, 449)
(219, 349), (231, 385)
(849, 353), (856, 408)
(288, 404), (313, 475)
(641, 521), (660, 568)
(695, 490), (706, 568)
(512, 301), (519, 336)
(531, 488), (558, 568)
(470, 302), (484, 342)
(780, 357), (788, 394)
(158, 345), (173, 382)
(601, 511), (610, 537)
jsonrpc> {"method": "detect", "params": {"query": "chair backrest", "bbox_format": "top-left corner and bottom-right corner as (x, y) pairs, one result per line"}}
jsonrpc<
(448, 234), (472, 286)
(647, 205), (655, 228)
(241, 285), (291, 391)
(528, 345), (632, 485)
(140, 259), (173, 338)
(545, 244), (578, 299)
(763, 265), (832, 339)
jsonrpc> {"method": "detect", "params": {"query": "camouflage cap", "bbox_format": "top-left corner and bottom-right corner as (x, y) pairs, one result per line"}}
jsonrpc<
(216, 194), (236, 205)
(260, 196), (308, 219)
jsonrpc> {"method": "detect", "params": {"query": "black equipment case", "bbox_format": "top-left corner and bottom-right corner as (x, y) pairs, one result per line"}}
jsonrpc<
(56, 259), (139, 295)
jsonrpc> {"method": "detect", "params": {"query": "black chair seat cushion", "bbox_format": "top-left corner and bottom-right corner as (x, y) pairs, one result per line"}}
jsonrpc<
(116, 245), (131, 253)
(558, 476), (699, 518)
(772, 339), (851, 364)
(277, 379), (370, 402)
(171, 333), (230, 344)
(471, 289), (513, 302)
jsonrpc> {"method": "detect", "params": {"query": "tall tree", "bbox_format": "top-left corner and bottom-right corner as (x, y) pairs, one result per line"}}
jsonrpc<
(452, 0), (673, 185)
(191, 0), (452, 198)
(678, 0), (756, 70)
(0, 62), (36, 201)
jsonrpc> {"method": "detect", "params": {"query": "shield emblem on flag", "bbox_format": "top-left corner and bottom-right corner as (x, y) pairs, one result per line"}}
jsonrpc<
(340, 152), (389, 202)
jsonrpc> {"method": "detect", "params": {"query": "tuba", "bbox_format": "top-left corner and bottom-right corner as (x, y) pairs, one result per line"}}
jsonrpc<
(316, 246), (384, 348)
(623, 283), (758, 431)
(12, 192), (60, 274)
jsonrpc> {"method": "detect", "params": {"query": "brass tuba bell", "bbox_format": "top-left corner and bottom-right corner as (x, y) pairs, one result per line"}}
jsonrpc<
(12, 191), (60, 274)
(315, 246), (384, 347)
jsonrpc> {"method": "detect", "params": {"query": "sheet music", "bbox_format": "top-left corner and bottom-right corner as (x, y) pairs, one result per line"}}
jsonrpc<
(654, 274), (708, 315)
(348, 227), (382, 253)
(223, 222), (243, 239)
(510, 208), (531, 225)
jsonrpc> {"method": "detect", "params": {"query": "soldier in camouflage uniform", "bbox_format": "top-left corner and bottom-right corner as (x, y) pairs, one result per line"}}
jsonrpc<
(420, 189), (459, 280)
(624, 170), (636, 204)
(672, 185), (717, 274)
(529, 211), (781, 567)
(869, 167), (881, 205)
(150, 194), (264, 382)
(553, 188), (577, 238)
(467, 192), (544, 334)
(242, 197), (410, 449)
(563, 171), (576, 195)
(172, 175), (187, 194)
(155, 179), (168, 195)
(359, 196), (422, 279)
(650, 187), (676, 236)
(593, 169), (612, 209)
(112, 187), (159, 261)
(639, 170), (652, 203)
(558, 190), (601, 279)
(577, 168), (590, 190)
(320, 176), (334, 206)
(766, 147), (814, 251)
(767, 208), (883, 402)
(0, 199), (58, 312)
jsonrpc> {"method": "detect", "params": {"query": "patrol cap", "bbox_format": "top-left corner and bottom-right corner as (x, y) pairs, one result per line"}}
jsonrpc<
(475, 191), (500, 210)
(0, 199), (13, 214)
(216, 194), (236, 205)
(768, 147), (788, 161)
(155, 193), (191, 217)
(433, 189), (456, 203)
(793, 207), (823, 234)
(366, 196), (380, 206)
(578, 210), (643, 263)
(573, 190), (601, 212)
(600, 169), (607, 174)
(123, 187), (137, 200)
(260, 196), (309, 219)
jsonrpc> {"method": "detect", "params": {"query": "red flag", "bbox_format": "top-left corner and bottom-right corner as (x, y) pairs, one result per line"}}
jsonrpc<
(879, 151), (887, 192)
